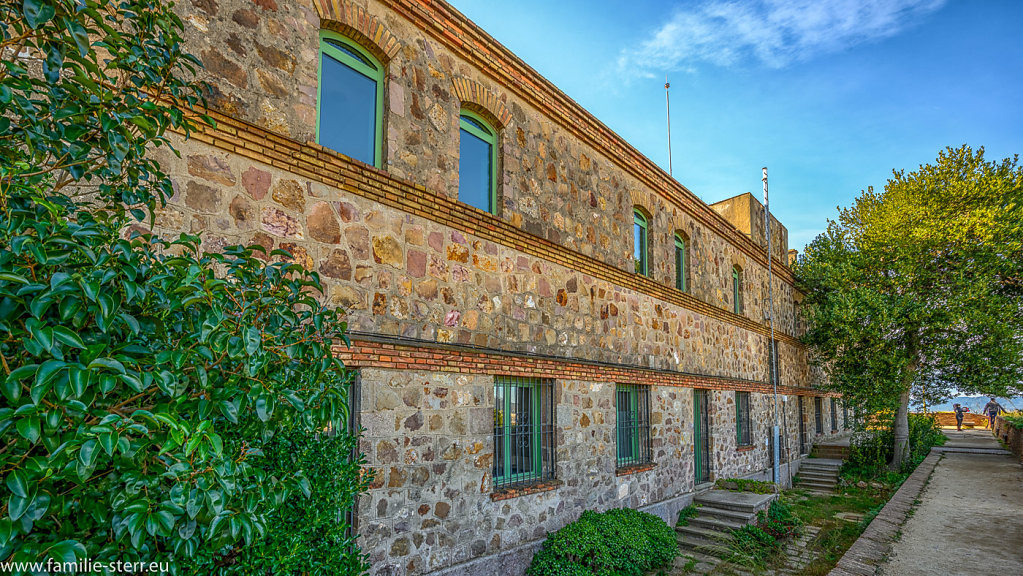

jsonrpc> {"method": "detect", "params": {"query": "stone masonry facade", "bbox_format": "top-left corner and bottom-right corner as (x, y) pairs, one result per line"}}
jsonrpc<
(152, 0), (848, 574)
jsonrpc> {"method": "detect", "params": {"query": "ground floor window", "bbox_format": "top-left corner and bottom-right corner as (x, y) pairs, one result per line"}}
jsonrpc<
(814, 397), (824, 434)
(736, 391), (752, 447)
(616, 384), (652, 468)
(842, 401), (850, 430)
(493, 376), (556, 489)
(830, 398), (839, 432)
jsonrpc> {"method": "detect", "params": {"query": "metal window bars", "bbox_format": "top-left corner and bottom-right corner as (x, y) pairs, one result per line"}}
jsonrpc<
(736, 391), (752, 446)
(616, 384), (652, 468)
(493, 376), (556, 489)
(831, 398), (839, 432)
(814, 397), (824, 434)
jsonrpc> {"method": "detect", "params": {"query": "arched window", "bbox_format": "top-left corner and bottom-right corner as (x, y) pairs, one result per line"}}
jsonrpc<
(732, 265), (743, 314)
(633, 209), (648, 276)
(674, 233), (688, 292)
(317, 30), (384, 167)
(458, 110), (498, 213)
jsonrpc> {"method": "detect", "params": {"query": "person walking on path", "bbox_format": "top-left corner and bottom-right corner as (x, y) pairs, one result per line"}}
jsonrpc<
(981, 397), (1005, 430)
(953, 403), (967, 431)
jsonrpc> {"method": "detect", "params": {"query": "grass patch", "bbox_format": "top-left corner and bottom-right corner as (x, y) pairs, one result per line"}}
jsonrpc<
(677, 504), (699, 526)
(714, 477), (778, 494)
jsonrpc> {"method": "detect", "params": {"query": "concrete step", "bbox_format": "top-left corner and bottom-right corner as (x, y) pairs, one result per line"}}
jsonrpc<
(692, 505), (756, 523)
(688, 514), (747, 532)
(695, 490), (777, 515)
(798, 470), (838, 481)
(796, 480), (837, 490)
(802, 458), (844, 468)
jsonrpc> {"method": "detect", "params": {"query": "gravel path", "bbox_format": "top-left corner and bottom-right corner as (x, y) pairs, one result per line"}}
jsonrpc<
(879, 430), (1023, 576)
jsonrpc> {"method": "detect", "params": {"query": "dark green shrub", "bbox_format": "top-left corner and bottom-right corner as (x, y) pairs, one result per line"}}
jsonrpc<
(527, 508), (677, 576)
(1005, 413), (1023, 429)
(756, 501), (802, 539)
(714, 478), (778, 494)
(843, 412), (945, 479)
(0, 1), (368, 572)
(677, 505), (698, 526)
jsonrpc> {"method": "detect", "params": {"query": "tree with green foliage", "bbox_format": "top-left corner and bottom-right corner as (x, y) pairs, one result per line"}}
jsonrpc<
(0, 1), (367, 573)
(795, 145), (1023, 468)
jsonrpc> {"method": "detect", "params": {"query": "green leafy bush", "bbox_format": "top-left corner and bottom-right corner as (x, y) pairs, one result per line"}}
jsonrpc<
(0, 1), (368, 573)
(677, 505), (698, 527)
(1003, 412), (1023, 430)
(843, 413), (945, 478)
(756, 501), (802, 539)
(527, 508), (678, 576)
(714, 478), (778, 494)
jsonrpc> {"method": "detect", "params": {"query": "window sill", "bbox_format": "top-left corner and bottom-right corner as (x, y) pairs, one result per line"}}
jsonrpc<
(736, 446), (755, 452)
(491, 480), (562, 502)
(616, 462), (657, 477)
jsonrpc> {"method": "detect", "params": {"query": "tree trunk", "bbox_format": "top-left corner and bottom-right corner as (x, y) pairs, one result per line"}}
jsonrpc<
(891, 330), (919, 470)
(890, 387), (911, 471)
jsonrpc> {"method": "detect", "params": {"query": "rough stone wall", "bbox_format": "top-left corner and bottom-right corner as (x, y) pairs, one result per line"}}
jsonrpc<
(171, 0), (803, 338)
(358, 369), (702, 576)
(152, 137), (811, 384)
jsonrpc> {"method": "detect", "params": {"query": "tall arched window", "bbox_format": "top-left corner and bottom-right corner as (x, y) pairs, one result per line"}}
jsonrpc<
(317, 31), (384, 167)
(458, 110), (497, 213)
(633, 209), (648, 276)
(732, 265), (743, 314)
(674, 233), (688, 292)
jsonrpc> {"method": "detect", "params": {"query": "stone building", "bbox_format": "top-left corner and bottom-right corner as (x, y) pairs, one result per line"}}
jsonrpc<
(153, 0), (847, 573)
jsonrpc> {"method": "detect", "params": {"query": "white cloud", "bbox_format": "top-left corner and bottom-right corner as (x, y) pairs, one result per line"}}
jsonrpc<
(617, 0), (946, 77)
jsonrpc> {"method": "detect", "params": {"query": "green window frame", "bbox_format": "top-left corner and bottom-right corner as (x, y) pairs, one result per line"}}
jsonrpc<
(458, 110), (498, 213)
(674, 234), (687, 292)
(736, 391), (752, 447)
(317, 30), (384, 168)
(616, 384), (651, 468)
(634, 209), (649, 276)
(732, 266), (742, 314)
(493, 376), (555, 489)
(831, 398), (839, 432)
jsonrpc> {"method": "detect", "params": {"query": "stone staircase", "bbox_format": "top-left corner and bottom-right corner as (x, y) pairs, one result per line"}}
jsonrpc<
(794, 458), (843, 494)
(676, 490), (777, 559)
(810, 442), (850, 460)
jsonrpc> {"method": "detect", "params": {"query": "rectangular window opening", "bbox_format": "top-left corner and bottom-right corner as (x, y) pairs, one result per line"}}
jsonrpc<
(493, 376), (556, 490)
(616, 384), (652, 468)
(736, 391), (752, 447)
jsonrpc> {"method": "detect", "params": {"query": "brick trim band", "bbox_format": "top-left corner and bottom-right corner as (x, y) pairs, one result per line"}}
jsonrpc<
(176, 110), (804, 347)
(335, 338), (835, 397)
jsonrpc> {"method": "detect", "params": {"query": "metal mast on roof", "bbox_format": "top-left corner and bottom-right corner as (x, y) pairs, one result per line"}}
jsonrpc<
(764, 167), (780, 484)
(665, 76), (672, 177)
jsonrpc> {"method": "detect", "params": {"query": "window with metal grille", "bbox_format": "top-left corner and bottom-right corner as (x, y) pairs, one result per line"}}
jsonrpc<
(616, 384), (652, 468)
(674, 233), (688, 292)
(493, 376), (556, 489)
(736, 391), (752, 447)
(814, 397), (824, 434)
(732, 266), (743, 314)
(843, 401), (850, 430)
(830, 398), (839, 432)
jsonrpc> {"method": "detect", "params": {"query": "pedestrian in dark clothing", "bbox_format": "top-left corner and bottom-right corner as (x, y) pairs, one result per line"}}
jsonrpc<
(981, 397), (1005, 429)
(953, 403), (966, 431)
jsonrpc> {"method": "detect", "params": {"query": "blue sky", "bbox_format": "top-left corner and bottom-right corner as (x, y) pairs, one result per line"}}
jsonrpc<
(448, 0), (1023, 252)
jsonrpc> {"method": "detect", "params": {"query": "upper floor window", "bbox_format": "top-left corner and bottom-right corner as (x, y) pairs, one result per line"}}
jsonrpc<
(633, 209), (648, 276)
(317, 31), (383, 167)
(459, 111), (497, 213)
(674, 233), (688, 292)
(732, 265), (743, 314)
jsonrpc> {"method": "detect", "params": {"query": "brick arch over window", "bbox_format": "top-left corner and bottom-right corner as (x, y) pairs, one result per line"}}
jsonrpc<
(451, 77), (512, 129)
(314, 0), (401, 64)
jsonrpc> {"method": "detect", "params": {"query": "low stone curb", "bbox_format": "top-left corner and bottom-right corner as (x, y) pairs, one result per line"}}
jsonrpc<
(826, 451), (942, 576)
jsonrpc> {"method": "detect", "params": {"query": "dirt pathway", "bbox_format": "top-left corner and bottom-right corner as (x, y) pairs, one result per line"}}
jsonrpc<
(879, 430), (1023, 576)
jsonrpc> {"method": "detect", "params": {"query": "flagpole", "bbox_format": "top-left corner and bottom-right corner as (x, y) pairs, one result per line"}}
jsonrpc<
(665, 77), (672, 177)
(764, 167), (780, 484)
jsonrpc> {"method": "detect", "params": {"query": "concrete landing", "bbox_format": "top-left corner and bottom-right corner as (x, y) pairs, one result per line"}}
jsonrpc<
(696, 489), (777, 513)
